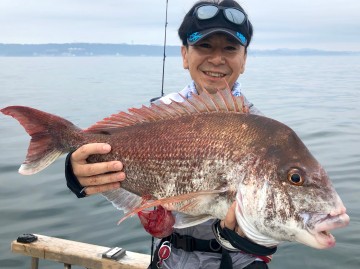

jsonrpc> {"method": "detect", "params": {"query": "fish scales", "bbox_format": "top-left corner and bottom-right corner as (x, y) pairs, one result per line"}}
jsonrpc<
(85, 114), (249, 207)
(86, 114), (259, 187)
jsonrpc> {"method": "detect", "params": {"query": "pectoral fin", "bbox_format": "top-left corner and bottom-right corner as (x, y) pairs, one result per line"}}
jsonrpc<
(118, 187), (227, 224)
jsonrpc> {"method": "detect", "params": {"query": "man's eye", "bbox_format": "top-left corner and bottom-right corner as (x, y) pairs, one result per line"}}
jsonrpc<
(197, 43), (211, 48)
(225, 46), (237, 51)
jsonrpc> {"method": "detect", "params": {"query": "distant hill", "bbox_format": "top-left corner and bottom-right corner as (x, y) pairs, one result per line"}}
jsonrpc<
(249, 48), (360, 56)
(0, 43), (180, 57)
(0, 43), (358, 57)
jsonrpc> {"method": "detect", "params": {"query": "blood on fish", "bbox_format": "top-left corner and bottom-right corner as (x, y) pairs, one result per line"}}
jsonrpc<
(138, 206), (175, 238)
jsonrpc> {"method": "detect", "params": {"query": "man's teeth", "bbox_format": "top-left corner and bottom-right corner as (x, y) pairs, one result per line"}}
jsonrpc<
(205, 71), (225, 78)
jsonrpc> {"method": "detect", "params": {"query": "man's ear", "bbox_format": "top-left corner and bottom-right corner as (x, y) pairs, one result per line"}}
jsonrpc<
(181, 46), (189, 69)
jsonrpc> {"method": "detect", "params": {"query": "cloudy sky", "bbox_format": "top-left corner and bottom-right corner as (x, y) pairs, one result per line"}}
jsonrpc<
(0, 0), (359, 51)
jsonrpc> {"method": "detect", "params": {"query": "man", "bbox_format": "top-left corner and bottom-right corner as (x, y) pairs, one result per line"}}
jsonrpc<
(65, 1), (271, 268)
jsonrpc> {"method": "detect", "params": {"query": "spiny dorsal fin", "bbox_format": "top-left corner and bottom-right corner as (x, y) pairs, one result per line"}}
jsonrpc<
(84, 88), (248, 132)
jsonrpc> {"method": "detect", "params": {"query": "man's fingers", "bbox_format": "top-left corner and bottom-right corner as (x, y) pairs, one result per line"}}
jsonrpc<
(235, 226), (245, 237)
(221, 201), (237, 230)
(220, 202), (246, 237)
(71, 143), (111, 163)
(73, 160), (123, 177)
(78, 171), (126, 187)
(83, 182), (121, 196)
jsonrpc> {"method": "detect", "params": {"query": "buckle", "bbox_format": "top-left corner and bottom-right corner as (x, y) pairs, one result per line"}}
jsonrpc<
(173, 234), (195, 251)
(209, 239), (221, 252)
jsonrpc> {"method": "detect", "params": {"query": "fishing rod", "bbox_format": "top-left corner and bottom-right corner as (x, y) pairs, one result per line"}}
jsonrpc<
(150, 0), (169, 103)
(149, 0), (169, 264)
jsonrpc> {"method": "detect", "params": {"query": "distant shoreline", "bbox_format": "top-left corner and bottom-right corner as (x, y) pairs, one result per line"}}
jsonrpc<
(0, 43), (359, 57)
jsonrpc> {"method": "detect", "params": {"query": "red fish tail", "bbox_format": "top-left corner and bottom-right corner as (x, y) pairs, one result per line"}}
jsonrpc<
(1, 106), (83, 175)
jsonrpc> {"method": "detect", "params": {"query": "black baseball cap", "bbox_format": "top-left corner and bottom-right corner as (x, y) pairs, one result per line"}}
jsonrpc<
(178, 1), (253, 47)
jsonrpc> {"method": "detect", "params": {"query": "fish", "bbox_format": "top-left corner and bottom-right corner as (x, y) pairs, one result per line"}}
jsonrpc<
(1, 88), (349, 249)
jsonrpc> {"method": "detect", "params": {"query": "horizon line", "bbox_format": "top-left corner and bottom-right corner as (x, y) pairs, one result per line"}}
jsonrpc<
(0, 43), (359, 53)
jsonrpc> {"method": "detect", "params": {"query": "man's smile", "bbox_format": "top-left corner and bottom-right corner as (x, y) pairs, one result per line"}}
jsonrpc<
(203, 71), (227, 78)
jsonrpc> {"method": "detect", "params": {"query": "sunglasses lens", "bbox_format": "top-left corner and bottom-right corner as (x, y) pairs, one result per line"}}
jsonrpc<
(224, 8), (245, 24)
(197, 5), (218, 20)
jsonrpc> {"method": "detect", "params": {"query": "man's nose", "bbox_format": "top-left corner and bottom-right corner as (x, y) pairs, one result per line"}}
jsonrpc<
(208, 50), (226, 65)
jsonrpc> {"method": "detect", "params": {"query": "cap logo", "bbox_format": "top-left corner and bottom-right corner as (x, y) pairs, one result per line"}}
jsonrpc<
(236, 32), (247, 45)
(188, 32), (202, 43)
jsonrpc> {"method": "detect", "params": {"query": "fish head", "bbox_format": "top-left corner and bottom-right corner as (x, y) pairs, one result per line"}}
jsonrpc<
(235, 125), (350, 249)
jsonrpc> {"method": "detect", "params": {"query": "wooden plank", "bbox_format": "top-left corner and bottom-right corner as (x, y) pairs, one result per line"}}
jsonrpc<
(11, 234), (150, 269)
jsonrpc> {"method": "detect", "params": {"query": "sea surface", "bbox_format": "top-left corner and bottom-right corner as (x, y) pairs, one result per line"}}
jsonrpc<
(0, 56), (359, 268)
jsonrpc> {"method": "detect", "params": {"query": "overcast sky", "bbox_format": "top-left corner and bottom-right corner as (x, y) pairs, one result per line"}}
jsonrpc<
(0, 0), (359, 51)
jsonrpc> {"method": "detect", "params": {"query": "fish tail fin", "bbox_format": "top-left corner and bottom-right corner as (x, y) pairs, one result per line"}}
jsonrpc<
(1, 106), (82, 175)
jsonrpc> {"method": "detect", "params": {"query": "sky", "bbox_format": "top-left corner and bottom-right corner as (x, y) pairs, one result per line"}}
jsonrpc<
(0, 0), (359, 51)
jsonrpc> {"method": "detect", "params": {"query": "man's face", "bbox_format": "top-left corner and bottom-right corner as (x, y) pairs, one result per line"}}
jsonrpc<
(181, 33), (247, 94)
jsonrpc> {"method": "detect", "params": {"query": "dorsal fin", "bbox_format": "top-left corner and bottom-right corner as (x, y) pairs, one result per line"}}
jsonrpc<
(84, 88), (248, 133)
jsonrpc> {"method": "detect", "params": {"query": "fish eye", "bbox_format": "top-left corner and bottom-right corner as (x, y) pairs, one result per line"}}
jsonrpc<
(287, 168), (305, 186)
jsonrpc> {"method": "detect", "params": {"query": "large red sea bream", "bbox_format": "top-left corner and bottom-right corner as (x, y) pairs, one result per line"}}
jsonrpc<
(1, 88), (349, 249)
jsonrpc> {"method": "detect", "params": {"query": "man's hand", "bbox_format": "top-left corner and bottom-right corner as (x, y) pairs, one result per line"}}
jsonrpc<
(70, 143), (125, 195)
(221, 201), (245, 237)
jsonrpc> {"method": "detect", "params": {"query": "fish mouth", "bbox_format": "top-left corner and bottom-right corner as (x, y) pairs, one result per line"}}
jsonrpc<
(305, 212), (350, 249)
(312, 229), (335, 248)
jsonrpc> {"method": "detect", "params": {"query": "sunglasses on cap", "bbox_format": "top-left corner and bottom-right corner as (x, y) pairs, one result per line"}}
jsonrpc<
(193, 4), (247, 25)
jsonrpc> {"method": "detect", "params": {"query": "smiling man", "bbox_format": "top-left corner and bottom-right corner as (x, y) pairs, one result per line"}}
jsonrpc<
(181, 33), (247, 94)
(65, 1), (268, 268)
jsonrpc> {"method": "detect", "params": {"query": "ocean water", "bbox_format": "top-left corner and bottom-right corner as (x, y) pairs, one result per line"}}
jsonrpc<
(0, 56), (359, 268)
